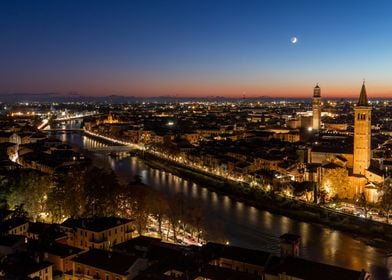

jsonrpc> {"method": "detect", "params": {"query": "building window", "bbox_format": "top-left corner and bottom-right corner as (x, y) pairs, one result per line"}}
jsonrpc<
(358, 113), (366, 121)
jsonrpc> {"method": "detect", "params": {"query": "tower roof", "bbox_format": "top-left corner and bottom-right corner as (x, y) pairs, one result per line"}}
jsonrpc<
(313, 83), (320, 97)
(357, 82), (369, 106)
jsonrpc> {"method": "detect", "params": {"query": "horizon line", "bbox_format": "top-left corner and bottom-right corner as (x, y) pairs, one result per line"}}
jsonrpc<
(1, 93), (392, 100)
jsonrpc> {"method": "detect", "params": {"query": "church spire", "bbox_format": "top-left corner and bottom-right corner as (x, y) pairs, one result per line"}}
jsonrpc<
(357, 81), (369, 106)
(313, 83), (320, 97)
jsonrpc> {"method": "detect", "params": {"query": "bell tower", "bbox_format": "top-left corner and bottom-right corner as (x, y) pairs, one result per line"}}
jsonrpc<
(353, 82), (371, 175)
(312, 84), (321, 132)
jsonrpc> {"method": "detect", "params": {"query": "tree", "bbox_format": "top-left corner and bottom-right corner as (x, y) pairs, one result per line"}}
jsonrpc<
(12, 204), (28, 218)
(164, 192), (207, 243)
(292, 181), (316, 202)
(47, 167), (87, 222)
(132, 186), (151, 235)
(321, 167), (350, 199)
(318, 189), (328, 204)
(6, 170), (52, 221)
(187, 198), (205, 242)
(148, 190), (168, 238)
(379, 178), (392, 224)
(83, 166), (121, 216)
(356, 192), (369, 219)
(166, 193), (188, 240)
(119, 183), (152, 235)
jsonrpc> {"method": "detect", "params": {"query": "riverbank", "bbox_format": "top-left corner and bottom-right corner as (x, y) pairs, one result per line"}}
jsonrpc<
(77, 130), (392, 243)
(141, 152), (392, 245)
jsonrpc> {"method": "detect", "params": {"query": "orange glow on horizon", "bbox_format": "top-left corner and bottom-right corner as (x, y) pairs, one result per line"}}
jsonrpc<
(80, 83), (392, 98)
(5, 80), (392, 99)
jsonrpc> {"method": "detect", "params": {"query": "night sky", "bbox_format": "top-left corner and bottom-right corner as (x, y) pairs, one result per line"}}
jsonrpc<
(1, 0), (392, 98)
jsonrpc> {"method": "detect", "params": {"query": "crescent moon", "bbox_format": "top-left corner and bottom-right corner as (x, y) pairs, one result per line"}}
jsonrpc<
(291, 37), (298, 44)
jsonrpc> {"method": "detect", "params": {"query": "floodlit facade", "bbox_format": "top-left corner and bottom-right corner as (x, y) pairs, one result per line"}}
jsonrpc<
(312, 84), (322, 132)
(353, 83), (372, 176)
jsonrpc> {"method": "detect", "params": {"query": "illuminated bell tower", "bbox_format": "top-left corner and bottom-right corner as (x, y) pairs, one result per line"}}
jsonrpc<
(312, 84), (321, 132)
(353, 82), (371, 175)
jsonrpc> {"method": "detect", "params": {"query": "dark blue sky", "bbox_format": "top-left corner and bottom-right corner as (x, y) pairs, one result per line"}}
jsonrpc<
(1, 0), (392, 97)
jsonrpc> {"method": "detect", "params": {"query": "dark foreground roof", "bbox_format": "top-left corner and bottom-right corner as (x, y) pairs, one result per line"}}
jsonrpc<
(113, 235), (161, 254)
(71, 249), (137, 275)
(266, 256), (365, 280)
(44, 242), (84, 258)
(203, 242), (271, 267)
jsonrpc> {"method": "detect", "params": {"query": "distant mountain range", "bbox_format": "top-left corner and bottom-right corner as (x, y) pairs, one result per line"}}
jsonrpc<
(0, 92), (388, 103)
(0, 92), (297, 103)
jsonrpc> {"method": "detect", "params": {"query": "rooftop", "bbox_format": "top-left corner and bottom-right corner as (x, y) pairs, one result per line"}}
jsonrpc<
(43, 242), (84, 258)
(203, 242), (271, 267)
(357, 82), (369, 107)
(72, 249), (138, 275)
(267, 256), (365, 280)
(61, 217), (133, 232)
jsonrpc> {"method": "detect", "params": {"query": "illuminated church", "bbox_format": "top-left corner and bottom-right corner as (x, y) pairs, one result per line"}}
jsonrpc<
(309, 82), (383, 202)
(104, 112), (120, 124)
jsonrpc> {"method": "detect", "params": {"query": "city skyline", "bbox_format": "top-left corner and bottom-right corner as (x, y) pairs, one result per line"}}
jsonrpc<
(1, 1), (392, 279)
(2, 0), (392, 98)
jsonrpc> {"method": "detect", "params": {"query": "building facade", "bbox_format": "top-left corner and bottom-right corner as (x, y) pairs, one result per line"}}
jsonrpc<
(60, 217), (134, 250)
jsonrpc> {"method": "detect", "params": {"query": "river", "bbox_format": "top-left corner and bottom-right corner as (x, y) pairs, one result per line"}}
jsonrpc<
(51, 120), (392, 279)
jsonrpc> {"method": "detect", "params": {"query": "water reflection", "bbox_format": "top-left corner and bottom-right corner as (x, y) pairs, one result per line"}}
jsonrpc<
(58, 131), (391, 279)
